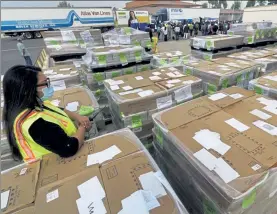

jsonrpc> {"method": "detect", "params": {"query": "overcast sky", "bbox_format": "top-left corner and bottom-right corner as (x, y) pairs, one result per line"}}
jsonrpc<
(1, 1), (247, 9)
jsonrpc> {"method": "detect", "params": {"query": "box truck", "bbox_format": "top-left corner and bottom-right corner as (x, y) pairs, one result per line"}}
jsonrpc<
(243, 5), (277, 23)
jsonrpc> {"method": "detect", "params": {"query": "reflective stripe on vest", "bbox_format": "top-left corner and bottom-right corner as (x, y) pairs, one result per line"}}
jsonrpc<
(14, 101), (77, 162)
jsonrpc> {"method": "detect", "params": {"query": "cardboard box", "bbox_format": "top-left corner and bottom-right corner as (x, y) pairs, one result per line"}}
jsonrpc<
(13, 205), (35, 214)
(37, 131), (141, 189)
(101, 151), (179, 214)
(1, 161), (40, 214)
(35, 166), (110, 214)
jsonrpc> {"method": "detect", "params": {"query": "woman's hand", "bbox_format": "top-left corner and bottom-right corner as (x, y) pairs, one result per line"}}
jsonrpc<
(76, 115), (91, 130)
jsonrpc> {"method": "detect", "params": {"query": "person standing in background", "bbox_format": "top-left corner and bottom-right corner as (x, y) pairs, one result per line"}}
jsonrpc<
(157, 24), (161, 40)
(183, 23), (189, 39)
(161, 25), (168, 42)
(17, 37), (32, 66)
(194, 22), (199, 36)
(128, 11), (139, 30)
(188, 22), (194, 37)
(174, 24), (180, 40)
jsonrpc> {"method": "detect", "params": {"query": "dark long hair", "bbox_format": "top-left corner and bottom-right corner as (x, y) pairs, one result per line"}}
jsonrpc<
(128, 11), (137, 27)
(3, 65), (42, 160)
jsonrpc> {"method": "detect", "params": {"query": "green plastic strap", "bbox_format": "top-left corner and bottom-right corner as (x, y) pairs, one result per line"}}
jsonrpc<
(135, 51), (142, 62)
(203, 199), (216, 214)
(228, 31), (234, 36)
(236, 74), (243, 83)
(185, 68), (192, 75)
(95, 89), (102, 97)
(222, 79), (228, 88)
(123, 27), (132, 35)
(98, 55), (107, 66)
(93, 73), (104, 82)
(125, 68), (133, 75)
(207, 83), (217, 95)
(247, 36), (254, 44)
(255, 30), (260, 39)
(242, 189), (256, 209)
(132, 115), (142, 128)
(69, 40), (77, 45)
(204, 55), (212, 61)
(261, 31), (265, 39)
(79, 106), (94, 116)
(119, 53), (128, 65)
(50, 40), (59, 45)
(134, 40), (140, 46)
(112, 71), (120, 78)
(156, 127), (163, 148)
(206, 40), (213, 50)
(160, 59), (167, 65)
(246, 71), (251, 80)
(254, 86), (263, 95)
(141, 65), (148, 71)
(146, 41), (152, 49)
(172, 57), (179, 63)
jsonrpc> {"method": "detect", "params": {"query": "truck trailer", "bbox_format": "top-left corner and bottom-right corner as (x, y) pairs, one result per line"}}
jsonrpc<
(243, 5), (277, 23)
(1, 7), (115, 39)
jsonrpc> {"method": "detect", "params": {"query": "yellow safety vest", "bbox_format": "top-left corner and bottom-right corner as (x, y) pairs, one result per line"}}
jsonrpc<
(13, 100), (77, 162)
(152, 36), (158, 53)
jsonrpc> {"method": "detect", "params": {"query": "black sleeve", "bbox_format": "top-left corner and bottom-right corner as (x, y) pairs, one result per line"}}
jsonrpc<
(29, 118), (79, 158)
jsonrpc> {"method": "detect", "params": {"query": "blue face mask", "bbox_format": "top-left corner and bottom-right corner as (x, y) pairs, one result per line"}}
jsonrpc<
(41, 86), (54, 101)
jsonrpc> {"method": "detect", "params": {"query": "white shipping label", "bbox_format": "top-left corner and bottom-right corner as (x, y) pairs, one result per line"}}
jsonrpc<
(138, 90), (154, 98)
(44, 70), (54, 74)
(193, 149), (217, 171)
(156, 95), (173, 110)
(109, 80), (124, 86)
(229, 93), (244, 99)
(168, 67), (177, 71)
(122, 86), (133, 91)
(70, 71), (78, 75)
(251, 164), (261, 171)
(119, 89), (143, 96)
(141, 190), (160, 211)
(174, 85), (193, 103)
(253, 120), (277, 135)
(110, 85), (120, 91)
(139, 171), (167, 198)
(152, 72), (161, 76)
(135, 76), (143, 80)
(225, 118), (250, 132)
(46, 189), (59, 203)
(208, 93), (227, 101)
(61, 30), (76, 41)
(214, 158), (240, 183)
(51, 99), (60, 107)
(121, 190), (149, 214)
(167, 79), (181, 84)
(1, 190), (10, 209)
(51, 80), (66, 91)
(149, 76), (161, 81)
(165, 84), (175, 88)
(59, 67), (72, 71)
(250, 109), (272, 120)
(183, 80), (195, 85)
(263, 105), (277, 115)
(76, 198), (107, 214)
(77, 176), (106, 201)
(19, 168), (28, 175)
(65, 101), (79, 112)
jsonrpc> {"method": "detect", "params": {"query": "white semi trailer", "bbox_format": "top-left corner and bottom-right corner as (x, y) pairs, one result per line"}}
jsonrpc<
(243, 5), (277, 23)
(1, 7), (115, 39)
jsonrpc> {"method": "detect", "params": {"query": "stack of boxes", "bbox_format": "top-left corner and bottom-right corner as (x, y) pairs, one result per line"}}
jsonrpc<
(104, 66), (203, 146)
(1, 129), (188, 214)
(152, 87), (277, 214)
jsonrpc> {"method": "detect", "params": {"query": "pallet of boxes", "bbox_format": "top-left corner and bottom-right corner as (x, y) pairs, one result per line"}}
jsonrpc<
(1, 128), (189, 214)
(152, 86), (277, 214)
(103, 65), (203, 149)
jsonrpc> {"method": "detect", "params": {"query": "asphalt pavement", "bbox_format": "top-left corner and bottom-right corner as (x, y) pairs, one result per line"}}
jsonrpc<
(1, 37), (45, 74)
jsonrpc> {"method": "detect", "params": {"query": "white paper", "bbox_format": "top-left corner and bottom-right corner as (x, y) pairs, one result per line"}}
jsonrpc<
(253, 120), (277, 135)
(50, 99), (60, 107)
(263, 105), (277, 115)
(78, 176), (106, 201)
(87, 145), (122, 166)
(141, 190), (160, 211)
(251, 164), (261, 171)
(65, 101), (79, 112)
(213, 143), (231, 156)
(111, 85), (120, 91)
(152, 72), (161, 76)
(168, 67), (177, 71)
(208, 93), (227, 101)
(174, 85), (193, 103)
(156, 95), (172, 110)
(138, 90), (154, 98)
(122, 86), (133, 91)
(183, 80), (195, 85)
(149, 76), (161, 81)
(119, 89), (143, 96)
(51, 80), (66, 91)
(193, 149), (217, 171)
(73, 61), (82, 68)
(165, 83), (175, 88)
(257, 97), (277, 108)
(139, 171), (167, 198)
(1, 190), (10, 209)
(121, 191), (149, 214)
(135, 76), (143, 80)
(46, 189), (59, 203)
(229, 93), (244, 99)
(250, 109), (272, 120)
(19, 167), (27, 175)
(214, 158), (240, 183)
(61, 30), (76, 41)
(167, 79), (181, 84)
(76, 198), (107, 214)
(109, 80), (124, 86)
(70, 71), (78, 74)
(264, 75), (277, 82)
(225, 118), (250, 132)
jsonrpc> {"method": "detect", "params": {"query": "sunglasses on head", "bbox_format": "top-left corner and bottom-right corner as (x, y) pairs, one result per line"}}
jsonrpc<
(37, 78), (51, 88)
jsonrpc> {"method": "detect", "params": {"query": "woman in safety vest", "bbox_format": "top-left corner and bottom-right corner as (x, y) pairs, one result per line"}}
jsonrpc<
(2, 65), (91, 162)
